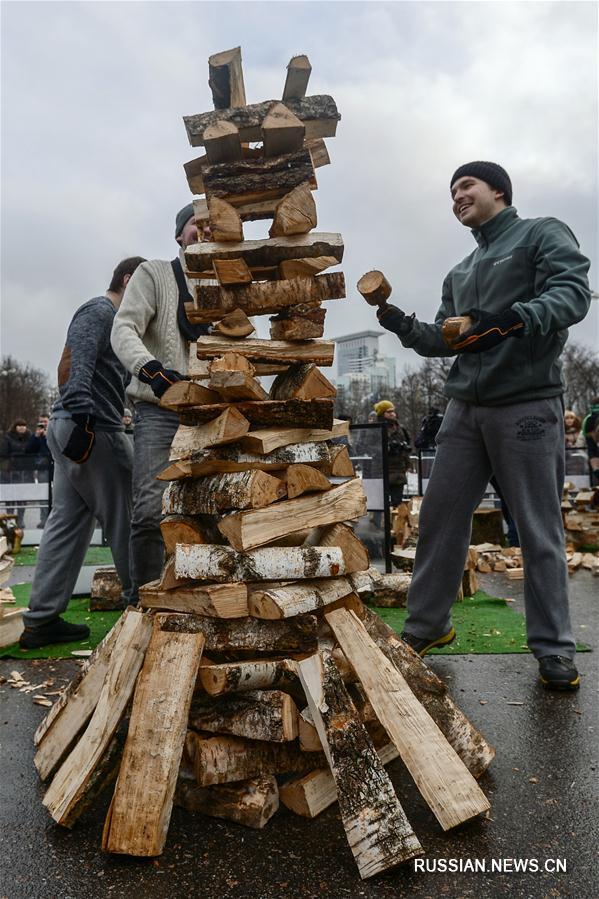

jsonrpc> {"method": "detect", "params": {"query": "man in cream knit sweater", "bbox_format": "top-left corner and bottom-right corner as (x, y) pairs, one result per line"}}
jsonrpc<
(111, 204), (210, 602)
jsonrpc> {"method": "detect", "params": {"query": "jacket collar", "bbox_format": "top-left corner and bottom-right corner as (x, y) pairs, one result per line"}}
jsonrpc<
(472, 206), (519, 247)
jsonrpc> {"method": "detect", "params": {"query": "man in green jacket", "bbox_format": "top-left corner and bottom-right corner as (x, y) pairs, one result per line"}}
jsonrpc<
(376, 161), (591, 690)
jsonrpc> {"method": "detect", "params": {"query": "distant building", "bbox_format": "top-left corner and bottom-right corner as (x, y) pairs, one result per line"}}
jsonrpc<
(333, 331), (396, 393)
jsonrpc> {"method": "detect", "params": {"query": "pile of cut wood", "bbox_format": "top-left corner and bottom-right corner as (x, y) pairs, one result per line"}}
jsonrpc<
(33, 47), (494, 880)
(563, 485), (599, 552)
(0, 533), (21, 649)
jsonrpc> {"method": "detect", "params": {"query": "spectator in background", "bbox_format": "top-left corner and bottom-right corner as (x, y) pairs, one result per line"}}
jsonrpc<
(122, 408), (134, 439)
(564, 410), (585, 449)
(414, 407), (444, 450)
(375, 401), (412, 507)
(1, 419), (32, 527)
(26, 414), (52, 528)
(582, 397), (599, 486)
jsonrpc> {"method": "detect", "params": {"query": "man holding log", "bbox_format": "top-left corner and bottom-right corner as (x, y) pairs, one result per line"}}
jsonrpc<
(361, 161), (591, 690)
(111, 205), (211, 603)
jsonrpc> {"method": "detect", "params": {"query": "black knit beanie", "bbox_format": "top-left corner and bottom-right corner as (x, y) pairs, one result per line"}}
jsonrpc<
(175, 203), (195, 240)
(450, 162), (512, 206)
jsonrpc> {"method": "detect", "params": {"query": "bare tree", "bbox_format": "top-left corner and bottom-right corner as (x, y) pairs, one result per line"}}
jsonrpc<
(561, 342), (599, 415)
(0, 356), (55, 435)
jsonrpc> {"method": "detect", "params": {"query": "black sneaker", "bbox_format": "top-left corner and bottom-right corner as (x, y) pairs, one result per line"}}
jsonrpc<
(401, 627), (456, 656)
(538, 656), (580, 691)
(19, 617), (91, 650)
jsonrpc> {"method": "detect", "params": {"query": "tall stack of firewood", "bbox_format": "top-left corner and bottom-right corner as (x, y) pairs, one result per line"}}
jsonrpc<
(33, 48), (495, 880)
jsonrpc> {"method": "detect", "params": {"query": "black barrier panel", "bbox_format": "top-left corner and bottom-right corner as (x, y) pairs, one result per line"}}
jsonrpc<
(348, 424), (393, 574)
(0, 453), (53, 530)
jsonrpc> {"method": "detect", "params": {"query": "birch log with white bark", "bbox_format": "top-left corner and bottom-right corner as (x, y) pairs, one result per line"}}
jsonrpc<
(174, 544), (345, 582)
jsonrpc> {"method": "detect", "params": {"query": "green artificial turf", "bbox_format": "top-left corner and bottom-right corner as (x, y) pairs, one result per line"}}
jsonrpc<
(12, 545), (113, 566)
(0, 583), (120, 659)
(374, 590), (591, 654)
(1, 585), (590, 660)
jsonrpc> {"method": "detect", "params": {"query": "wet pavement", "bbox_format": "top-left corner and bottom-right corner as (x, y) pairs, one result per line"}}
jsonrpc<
(1, 570), (597, 899)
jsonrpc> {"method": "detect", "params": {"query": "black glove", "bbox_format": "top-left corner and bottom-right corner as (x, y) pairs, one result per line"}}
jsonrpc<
(452, 308), (524, 353)
(138, 359), (187, 399)
(376, 303), (415, 337)
(63, 413), (95, 463)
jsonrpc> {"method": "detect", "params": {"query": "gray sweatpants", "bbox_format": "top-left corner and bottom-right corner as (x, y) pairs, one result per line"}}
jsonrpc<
(405, 396), (575, 660)
(129, 402), (180, 601)
(23, 418), (134, 625)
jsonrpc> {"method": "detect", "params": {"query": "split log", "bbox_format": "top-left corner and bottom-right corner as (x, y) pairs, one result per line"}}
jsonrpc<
(270, 312), (324, 340)
(183, 95), (340, 146)
(280, 743), (399, 819)
(42, 611), (153, 826)
(208, 352), (254, 373)
(357, 270), (392, 306)
(208, 46), (246, 109)
(307, 523), (369, 574)
(462, 567), (478, 597)
(185, 732), (326, 785)
(160, 611), (318, 654)
(361, 607), (495, 777)
(102, 616), (204, 856)
(297, 653), (422, 878)
(218, 478), (367, 551)
(247, 576), (353, 620)
(285, 464), (331, 498)
(60, 734), (123, 828)
(162, 470), (285, 515)
(159, 441), (331, 479)
(213, 257), (253, 286)
(159, 380), (221, 409)
(194, 334), (335, 366)
(179, 398), (334, 431)
(185, 137), (330, 198)
(203, 121), (243, 166)
(279, 255), (338, 278)
(262, 102), (305, 157)
(175, 770), (279, 829)
(208, 370), (268, 401)
(269, 182), (317, 237)
(203, 148), (315, 207)
(139, 580), (248, 618)
(325, 608), (490, 830)
(174, 544), (345, 582)
(155, 556), (190, 591)
(239, 418), (348, 454)
(185, 233), (344, 272)
(198, 657), (300, 697)
(321, 444), (354, 477)
(190, 690), (298, 742)
(168, 409), (250, 460)
(33, 612), (129, 779)
(298, 706), (322, 752)
(0, 607), (23, 647)
(283, 55), (312, 101)
(269, 363), (336, 400)
(208, 197), (243, 242)
(213, 308), (255, 338)
(189, 272), (345, 322)
(89, 566), (122, 611)
(160, 515), (208, 555)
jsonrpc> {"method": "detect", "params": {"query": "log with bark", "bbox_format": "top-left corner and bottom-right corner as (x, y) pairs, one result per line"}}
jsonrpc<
(189, 689), (299, 742)
(168, 410), (250, 460)
(162, 470), (286, 516)
(239, 419), (348, 454)
(320, 444), (354, 477)
(90, 567), (123, 612)
(175, 770), (279, 829)
(208, 370), (269, 401)
(213, 309), (255, 338)
(208, 46), (246, 109)
(269, 309), (325, 340)
(203, 122), (243, 166)
(194, 334), (335, 367)
(160, 515), (208, 555)
(198, 656), (301, 697)
(283, 55), (312, 101)
(188, 272), (345, 322)
(185, 233), (343, 272)
(306, 523), (369, 574)
(186, 731), (325, 786)
(159, 380), (221, 409)
(178, 398), (334, 431)
(174, 544), (345, 582)
(183, 95), (340, 146)
(269, 363), (336, 400)
(160, 611), (318, 654)
(203, 148), (315, 208)
(158, 441), (331, 480)
(297, 652), (423, 878)
(218, 477), (367, 551)
(247, 576), (354, 619)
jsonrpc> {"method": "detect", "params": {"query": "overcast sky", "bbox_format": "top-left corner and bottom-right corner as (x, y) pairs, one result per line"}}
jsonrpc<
(1, 0), (597, 386)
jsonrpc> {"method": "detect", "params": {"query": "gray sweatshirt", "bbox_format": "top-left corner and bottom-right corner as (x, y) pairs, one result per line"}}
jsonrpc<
(53, 296), (128, 431)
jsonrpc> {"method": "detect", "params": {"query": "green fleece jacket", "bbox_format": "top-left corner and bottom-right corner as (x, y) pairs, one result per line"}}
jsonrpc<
(393, 207), (591, 405)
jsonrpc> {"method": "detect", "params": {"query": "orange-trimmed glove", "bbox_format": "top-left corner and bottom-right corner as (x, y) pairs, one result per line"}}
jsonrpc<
(452, 308), (524, 353)
(138, 360), (187, 398)
(63, 413), (95, 463)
